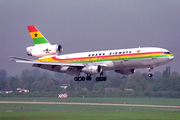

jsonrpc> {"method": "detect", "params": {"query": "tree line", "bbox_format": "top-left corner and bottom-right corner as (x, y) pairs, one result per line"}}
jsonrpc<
(0, 67), (180, 98)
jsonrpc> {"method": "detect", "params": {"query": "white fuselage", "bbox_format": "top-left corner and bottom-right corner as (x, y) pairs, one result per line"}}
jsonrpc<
(37, 47), (174, 75)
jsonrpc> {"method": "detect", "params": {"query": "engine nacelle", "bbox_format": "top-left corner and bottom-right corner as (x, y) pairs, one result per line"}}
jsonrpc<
(82, 65), (102, 75)
(115, 69), (135, 75)
(27, 44), (63, 58)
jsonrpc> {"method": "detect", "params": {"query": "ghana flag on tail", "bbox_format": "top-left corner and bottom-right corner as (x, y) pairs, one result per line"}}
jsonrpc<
(27, 26), (49, 45)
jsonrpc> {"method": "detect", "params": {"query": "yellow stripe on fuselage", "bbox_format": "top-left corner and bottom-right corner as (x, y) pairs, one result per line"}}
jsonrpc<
(36, 52), (165, 63)
(149, 53), (161, 56)
(37, 57), (56, 62)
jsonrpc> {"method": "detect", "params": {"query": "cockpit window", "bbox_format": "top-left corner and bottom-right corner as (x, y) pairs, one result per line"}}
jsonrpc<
(162, 51), (171, 54)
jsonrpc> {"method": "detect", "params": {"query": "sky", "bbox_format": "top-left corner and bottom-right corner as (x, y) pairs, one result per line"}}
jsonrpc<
(0, 0), (180, 76)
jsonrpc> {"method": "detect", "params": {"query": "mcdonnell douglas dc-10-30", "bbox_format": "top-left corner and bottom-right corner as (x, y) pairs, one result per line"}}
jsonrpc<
(10, 26), (174, 81)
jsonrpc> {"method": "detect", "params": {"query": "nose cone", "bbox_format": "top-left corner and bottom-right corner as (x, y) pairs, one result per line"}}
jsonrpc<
(169, 55), (174, 61)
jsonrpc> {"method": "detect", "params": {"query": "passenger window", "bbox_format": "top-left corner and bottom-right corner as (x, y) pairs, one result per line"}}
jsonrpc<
(123, 51), (125, 54)
(110, 53), (112, 55)
(92, 54), (94, 56)
(126, 51), (128, 54)
(99, 53), (101, 56)
(115, 52), (117, 54)
(129, 51), (131, 54)
(103, 53), (105, 55)
(119, 52), (122, 54)
(88, 54), (91, 57)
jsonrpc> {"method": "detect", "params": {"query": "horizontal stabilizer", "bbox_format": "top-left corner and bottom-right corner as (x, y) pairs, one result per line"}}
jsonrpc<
(9, 56), (34, 61)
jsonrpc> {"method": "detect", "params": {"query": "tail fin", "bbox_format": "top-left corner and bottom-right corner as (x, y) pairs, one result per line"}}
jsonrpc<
(27, 26), (50, 45)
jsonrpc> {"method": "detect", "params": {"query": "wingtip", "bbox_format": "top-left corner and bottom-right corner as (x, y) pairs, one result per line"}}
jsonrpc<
(7, 58), (16, 62)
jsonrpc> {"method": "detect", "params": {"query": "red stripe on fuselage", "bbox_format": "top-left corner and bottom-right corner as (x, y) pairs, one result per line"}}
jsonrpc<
(51, 52), (161, 61)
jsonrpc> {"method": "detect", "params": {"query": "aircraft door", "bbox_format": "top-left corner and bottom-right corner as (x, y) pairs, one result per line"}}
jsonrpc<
(123, 54), (130, 67)
(92, 54), (98, 63)
(114, 53), (130, 69)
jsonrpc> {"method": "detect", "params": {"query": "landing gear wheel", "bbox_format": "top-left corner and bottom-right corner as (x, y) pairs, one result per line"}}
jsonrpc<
(96, 77), (99, 81)
(81, 77), (85, 81)
(147, 68), (153, 77)
(148, 73), (153, 77)
(103, 77), (107, 81)
(74, 76), (85, 81)
(86, 76), (92, 81)
(96, 77), (107, 81)
(74, 77), (78, 81)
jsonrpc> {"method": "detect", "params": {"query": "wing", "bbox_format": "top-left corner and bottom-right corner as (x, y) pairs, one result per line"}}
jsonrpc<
(9, 56), (85, 67)
(9, 56), (86, 76)
(9, 56), (108, 76)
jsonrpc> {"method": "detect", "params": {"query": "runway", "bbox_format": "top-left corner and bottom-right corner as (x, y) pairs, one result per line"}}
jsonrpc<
(0, 101), (180, 108)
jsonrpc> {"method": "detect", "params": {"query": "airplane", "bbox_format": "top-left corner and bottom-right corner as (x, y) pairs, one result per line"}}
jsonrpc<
(10, 26), (174, 81)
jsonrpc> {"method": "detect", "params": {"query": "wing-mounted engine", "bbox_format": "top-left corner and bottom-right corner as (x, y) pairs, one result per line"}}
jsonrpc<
(115, 69), (135, 75)
(82, 65), (102, 74)
(27, 44), (63, 58)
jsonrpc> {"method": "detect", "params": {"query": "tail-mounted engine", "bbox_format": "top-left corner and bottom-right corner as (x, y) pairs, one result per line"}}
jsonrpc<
(27, 44), (63, 58)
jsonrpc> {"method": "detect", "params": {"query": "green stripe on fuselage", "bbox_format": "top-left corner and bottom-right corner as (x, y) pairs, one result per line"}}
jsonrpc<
(33, 37), (49, 44)
(72, 54), (173, 63)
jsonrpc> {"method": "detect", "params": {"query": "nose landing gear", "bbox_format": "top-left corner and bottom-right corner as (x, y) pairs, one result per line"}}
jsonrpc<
(148, 68), (153, 77)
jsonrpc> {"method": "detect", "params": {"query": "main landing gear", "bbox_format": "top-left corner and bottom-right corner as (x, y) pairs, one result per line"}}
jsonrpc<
(74, 76), (85, 81)
(96, 77), (107, 81)
(148, 68), (153, 77)
(96, 72), (107, 81)
(86, 74), (92, 81)
(74, 74), (92, 81)
(74, 73), (107, 81)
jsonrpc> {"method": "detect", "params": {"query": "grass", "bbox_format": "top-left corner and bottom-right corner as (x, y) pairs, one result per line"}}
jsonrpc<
(0, 97), (180, 120)
(1, 110), (180, 120)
